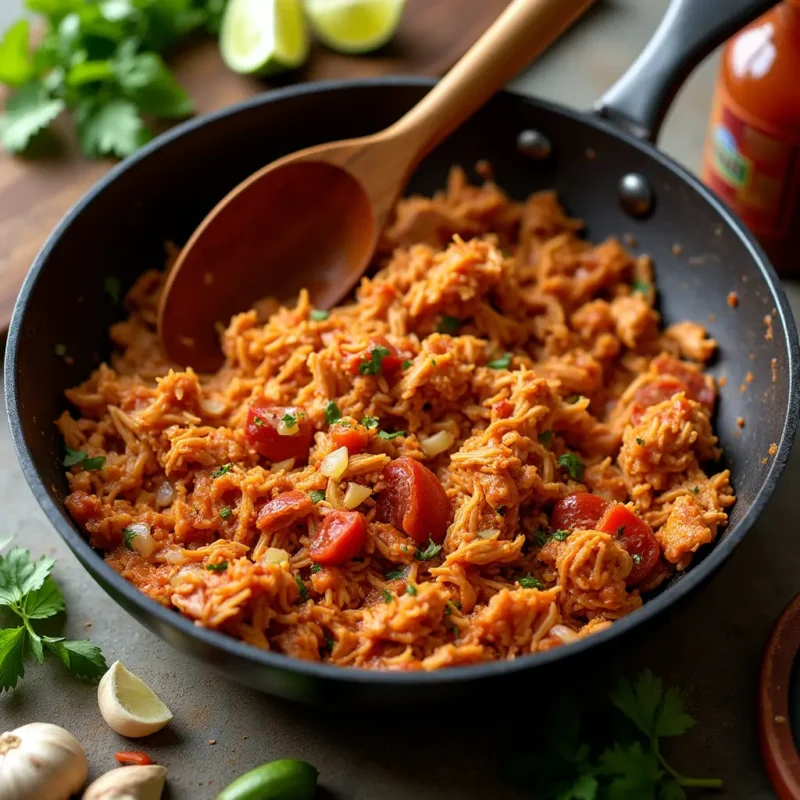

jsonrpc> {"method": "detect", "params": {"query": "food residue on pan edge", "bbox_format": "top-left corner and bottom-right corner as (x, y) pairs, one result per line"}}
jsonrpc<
(727, 291), (739, 308)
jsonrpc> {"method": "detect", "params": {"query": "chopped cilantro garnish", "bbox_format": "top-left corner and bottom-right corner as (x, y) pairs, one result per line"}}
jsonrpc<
(310, 564), (322, 574)
(401, 545), (409, 553)
(253, 416), (265, 427)
(567, 394), (582, 404)
(324, 635), (335, 651)
(206, 562), (228, 572)
(487, 352), (512, 370)
(309, 490), (326, 504)
(636, 437), (645, 446)
(496, 505), (507, 517)
(104, 276), (121, 304)
(691, 486), (700, 494)
(631, 279), (650, 294)
(358, 345), (391, 375)
(518, 574), (543, 589)
(552, 530), (570, 542)
(431, 358), (437, 367)
(121, 528), (137, 550)
(444, 604), (452, 616)
(377, 430), (405, 440)
(63, 445), (104, 472)
(557, 452), (585, 481)
(211, 463), (232, 478)
(405, 583), (418, 596)
(617, 525), (626, 538)
(534, 528), (549, 547)
(631, 553), (643, 565)
(385, 569), (405, 580)
(324, 401), (342, 425)
(380, 588), (392, 603)
(82, 456), (106, 471)
(294, 575), (309, 603)
(539, 429), (553, 446)
(415, 537), (442, 561)
(402, 360), (413, 370)
(219, 506), (232, 520)
(281, 412), (298, 428)
(436, 316), (461, 334)
(310, 309), (330, 321)
(361, 416), (380, 429)
(54, 343), (67, 357)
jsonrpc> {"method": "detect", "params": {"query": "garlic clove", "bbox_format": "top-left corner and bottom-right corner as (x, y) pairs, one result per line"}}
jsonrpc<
(0, 722), (88, 800)
(83, 765), (167, 800)
(97, 662), (173, 738)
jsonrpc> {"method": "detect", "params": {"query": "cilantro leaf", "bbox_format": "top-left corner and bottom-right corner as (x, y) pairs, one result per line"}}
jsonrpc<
(75, 97), (150, 159)
(309, 490), (325, 504)
(114, 50), (193, 118)
(631, 279), (650, 295)
(558, 774), (599, 800)
(539, 429), (553, 446)
(487, 352), (513, 370)
(211, 463), (232, 478)
(358, 345), (391, 375)
(294, 574), (309, 602)
(518, 574), (543, 590)
(0, 627), (26, 691)
(415, 537), (442, 561)
(42, 637), (108, 679)
(380, 588), (392, 603)
(597, 742), (663, 799)
(82, 456), (106, 471)
(385, 569), (405, 580)
(0, 548), (55, 606)
(206, 562), (227, 572)
(655, 686), (695, 738)
(660, 781), (686, 800)
(104, 276), (121, 303)
(0, 19), (35, 87)
(310, 309), (329, 321)
(552, 529), (571, 542)
(63, 444), (86, 467)
(324, 401), (342, 425)
(361, 416), (380, 429)
(377, 429), (405, 440)
(219, 506), (232, 520)
(557, 452), (585, 482)
(405, 583), (418, 596)
(309, 564), (321, 574)
(26, 627), (44, 665)
(436, 315), (461, 334)
(0, 81), (65, 152)
(23, 576), (65, 619)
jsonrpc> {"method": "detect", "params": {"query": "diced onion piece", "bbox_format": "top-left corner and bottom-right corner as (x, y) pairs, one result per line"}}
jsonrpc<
(326, 479), (345, 510)
(420, 430), (455, 458)
(163, 549), (186, 565)
(126, 523), (156, 557)
(200, 395), (226, 415)
(271, 458), (295, 473)
(343, 483), (372, 510)
(550, 624), (579, 644)
(263, 547), (291, 565)
(169, 565), (204, 587)
(476, 528), (500, 539)
(155, 481), (175, 508)
(277, 418), (299, 436)
(321, 446), (349, 479)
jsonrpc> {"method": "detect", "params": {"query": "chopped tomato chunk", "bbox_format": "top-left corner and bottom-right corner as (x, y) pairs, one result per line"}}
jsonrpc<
(492, 400), (514, 419)
(652, 353), (716, 410)
(376, 456), (451, 543)
(309, 510), (367, 565)
(245, 403), (313, 462)
(551, 493), (608, 532)
(256, 490), (313, 533)
(115, 751), (152, 766)
(630, 376), (687, 424)
(348, 336), (404, 376)
(330, 422), (369, 453)
(597, 504), (660, 586)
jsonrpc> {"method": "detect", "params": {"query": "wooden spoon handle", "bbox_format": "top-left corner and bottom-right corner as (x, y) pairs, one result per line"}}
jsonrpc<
(388, 0), (594, 156)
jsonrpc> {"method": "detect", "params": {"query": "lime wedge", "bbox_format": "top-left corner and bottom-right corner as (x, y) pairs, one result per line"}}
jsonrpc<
(304, 0), (405, 55)
(221, 0), (310, 75)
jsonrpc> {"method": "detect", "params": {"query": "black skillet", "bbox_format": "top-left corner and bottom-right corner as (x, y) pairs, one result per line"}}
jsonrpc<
(6, 0), (799, 706)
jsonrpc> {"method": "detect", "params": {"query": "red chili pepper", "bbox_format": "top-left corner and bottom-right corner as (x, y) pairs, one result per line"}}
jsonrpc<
(115, 751), (152, 766)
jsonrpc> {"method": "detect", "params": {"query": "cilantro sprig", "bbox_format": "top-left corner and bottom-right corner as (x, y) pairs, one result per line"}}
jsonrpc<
(506, 670), (721, 799)
(358, 345), (391, 376)
(63, 444), (105, 471)
(415, 537), (442, 561)
(0, 546), (107, 691)
(0, 1), (226, 158)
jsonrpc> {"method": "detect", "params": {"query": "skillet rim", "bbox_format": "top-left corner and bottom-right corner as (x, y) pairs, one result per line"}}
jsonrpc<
(6, 76), (799, 689)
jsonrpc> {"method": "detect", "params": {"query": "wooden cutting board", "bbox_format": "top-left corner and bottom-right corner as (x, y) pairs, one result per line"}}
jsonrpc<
(0, 0), (516, 330)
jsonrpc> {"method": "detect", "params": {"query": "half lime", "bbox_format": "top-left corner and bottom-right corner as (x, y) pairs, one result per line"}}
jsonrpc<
(220, 0), (310, 75)
(304, 0), (406, 55)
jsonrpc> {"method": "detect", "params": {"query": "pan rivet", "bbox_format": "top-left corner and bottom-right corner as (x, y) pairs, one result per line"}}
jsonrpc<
(618, 173), (654, 218)
(516, 130), (552, 160)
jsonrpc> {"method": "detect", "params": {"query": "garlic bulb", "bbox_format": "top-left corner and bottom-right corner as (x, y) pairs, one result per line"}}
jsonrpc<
(0, 722), (88, 800)
(83, 765), (167, 800)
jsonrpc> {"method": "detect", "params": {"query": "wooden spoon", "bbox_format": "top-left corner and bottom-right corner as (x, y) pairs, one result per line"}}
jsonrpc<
(158, 0), (594, 371)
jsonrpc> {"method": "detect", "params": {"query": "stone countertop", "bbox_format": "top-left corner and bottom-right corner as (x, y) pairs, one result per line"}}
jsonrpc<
(2, 2), (798, 798)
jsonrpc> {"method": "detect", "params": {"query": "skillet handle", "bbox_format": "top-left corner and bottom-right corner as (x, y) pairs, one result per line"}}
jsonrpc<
(594, 0), (779, 142)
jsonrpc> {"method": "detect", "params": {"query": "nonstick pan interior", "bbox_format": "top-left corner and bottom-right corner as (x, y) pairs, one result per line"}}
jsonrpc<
(6, 79), (798, 704)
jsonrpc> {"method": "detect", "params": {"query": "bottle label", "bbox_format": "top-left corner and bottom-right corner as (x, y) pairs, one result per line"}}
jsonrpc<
(702, 84), (800, 238)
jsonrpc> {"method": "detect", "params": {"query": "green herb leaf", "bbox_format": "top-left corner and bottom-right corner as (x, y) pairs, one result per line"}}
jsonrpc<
(324, 634), (335, 652)
(518, 574), (543, 590)
(104, 276), (121, 304)
(281, 413), (297, 428)
(82, 456), (106, 471)
(0, 81), (65, 152)
(691, 486), (699, 495)
(75, 97), (150, 159)
(405, 583), (418, 596)
(534, 528), (549, 547)
(122, 528), (136, 550)
(114, 50), (193, 118)
(436, 315), (461, 334)
(377, 430), (405, 440)
(660, 780), (687, 800)
(309, 490), (325, 504)
(0, 19), (34, 87)
(219, 506), (232, 520)
(632, 553), (642, 565)
(22, 576), (65, 620)
(361, 416), (380, 429)
(63, 444), (87, 468)
(211, 463), (232, 478)
(358, 345), (391, 375)
(539, 429), (553, 446)
(636, 437), (645, 446)
(253, 416), (265, 427)
(402, 360), (413, 370)
(557, 452), (585, 482)
(496, 505), (507, 517)
(0, 548), (55, 607)
(487, 352), (513, 370)
(294, 574), (309, 603)
(415, 537), (442, 561)
(26, 627), (44, 665)
(0, 627), (26, 691)
(631, 279), (650, 295)
(324, 401), (342, 425)
(310, 309), (329, 321)
(42, 637), (107, 680)
(552, 529), (570, 542)
(567, 394), (583, 404)
(206, 562), (228, 572)
(380, 588), (392, 603)
(596, 742), (663, 799)
(385, 569), (405, 580)
(310, 564), (322, 574)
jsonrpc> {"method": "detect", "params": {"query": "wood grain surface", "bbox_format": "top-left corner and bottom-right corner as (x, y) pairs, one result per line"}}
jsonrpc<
(0, 0), (511, 331)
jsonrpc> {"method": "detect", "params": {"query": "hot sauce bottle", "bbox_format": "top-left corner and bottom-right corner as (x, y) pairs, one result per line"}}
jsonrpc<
(702, 0), (800, 277)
